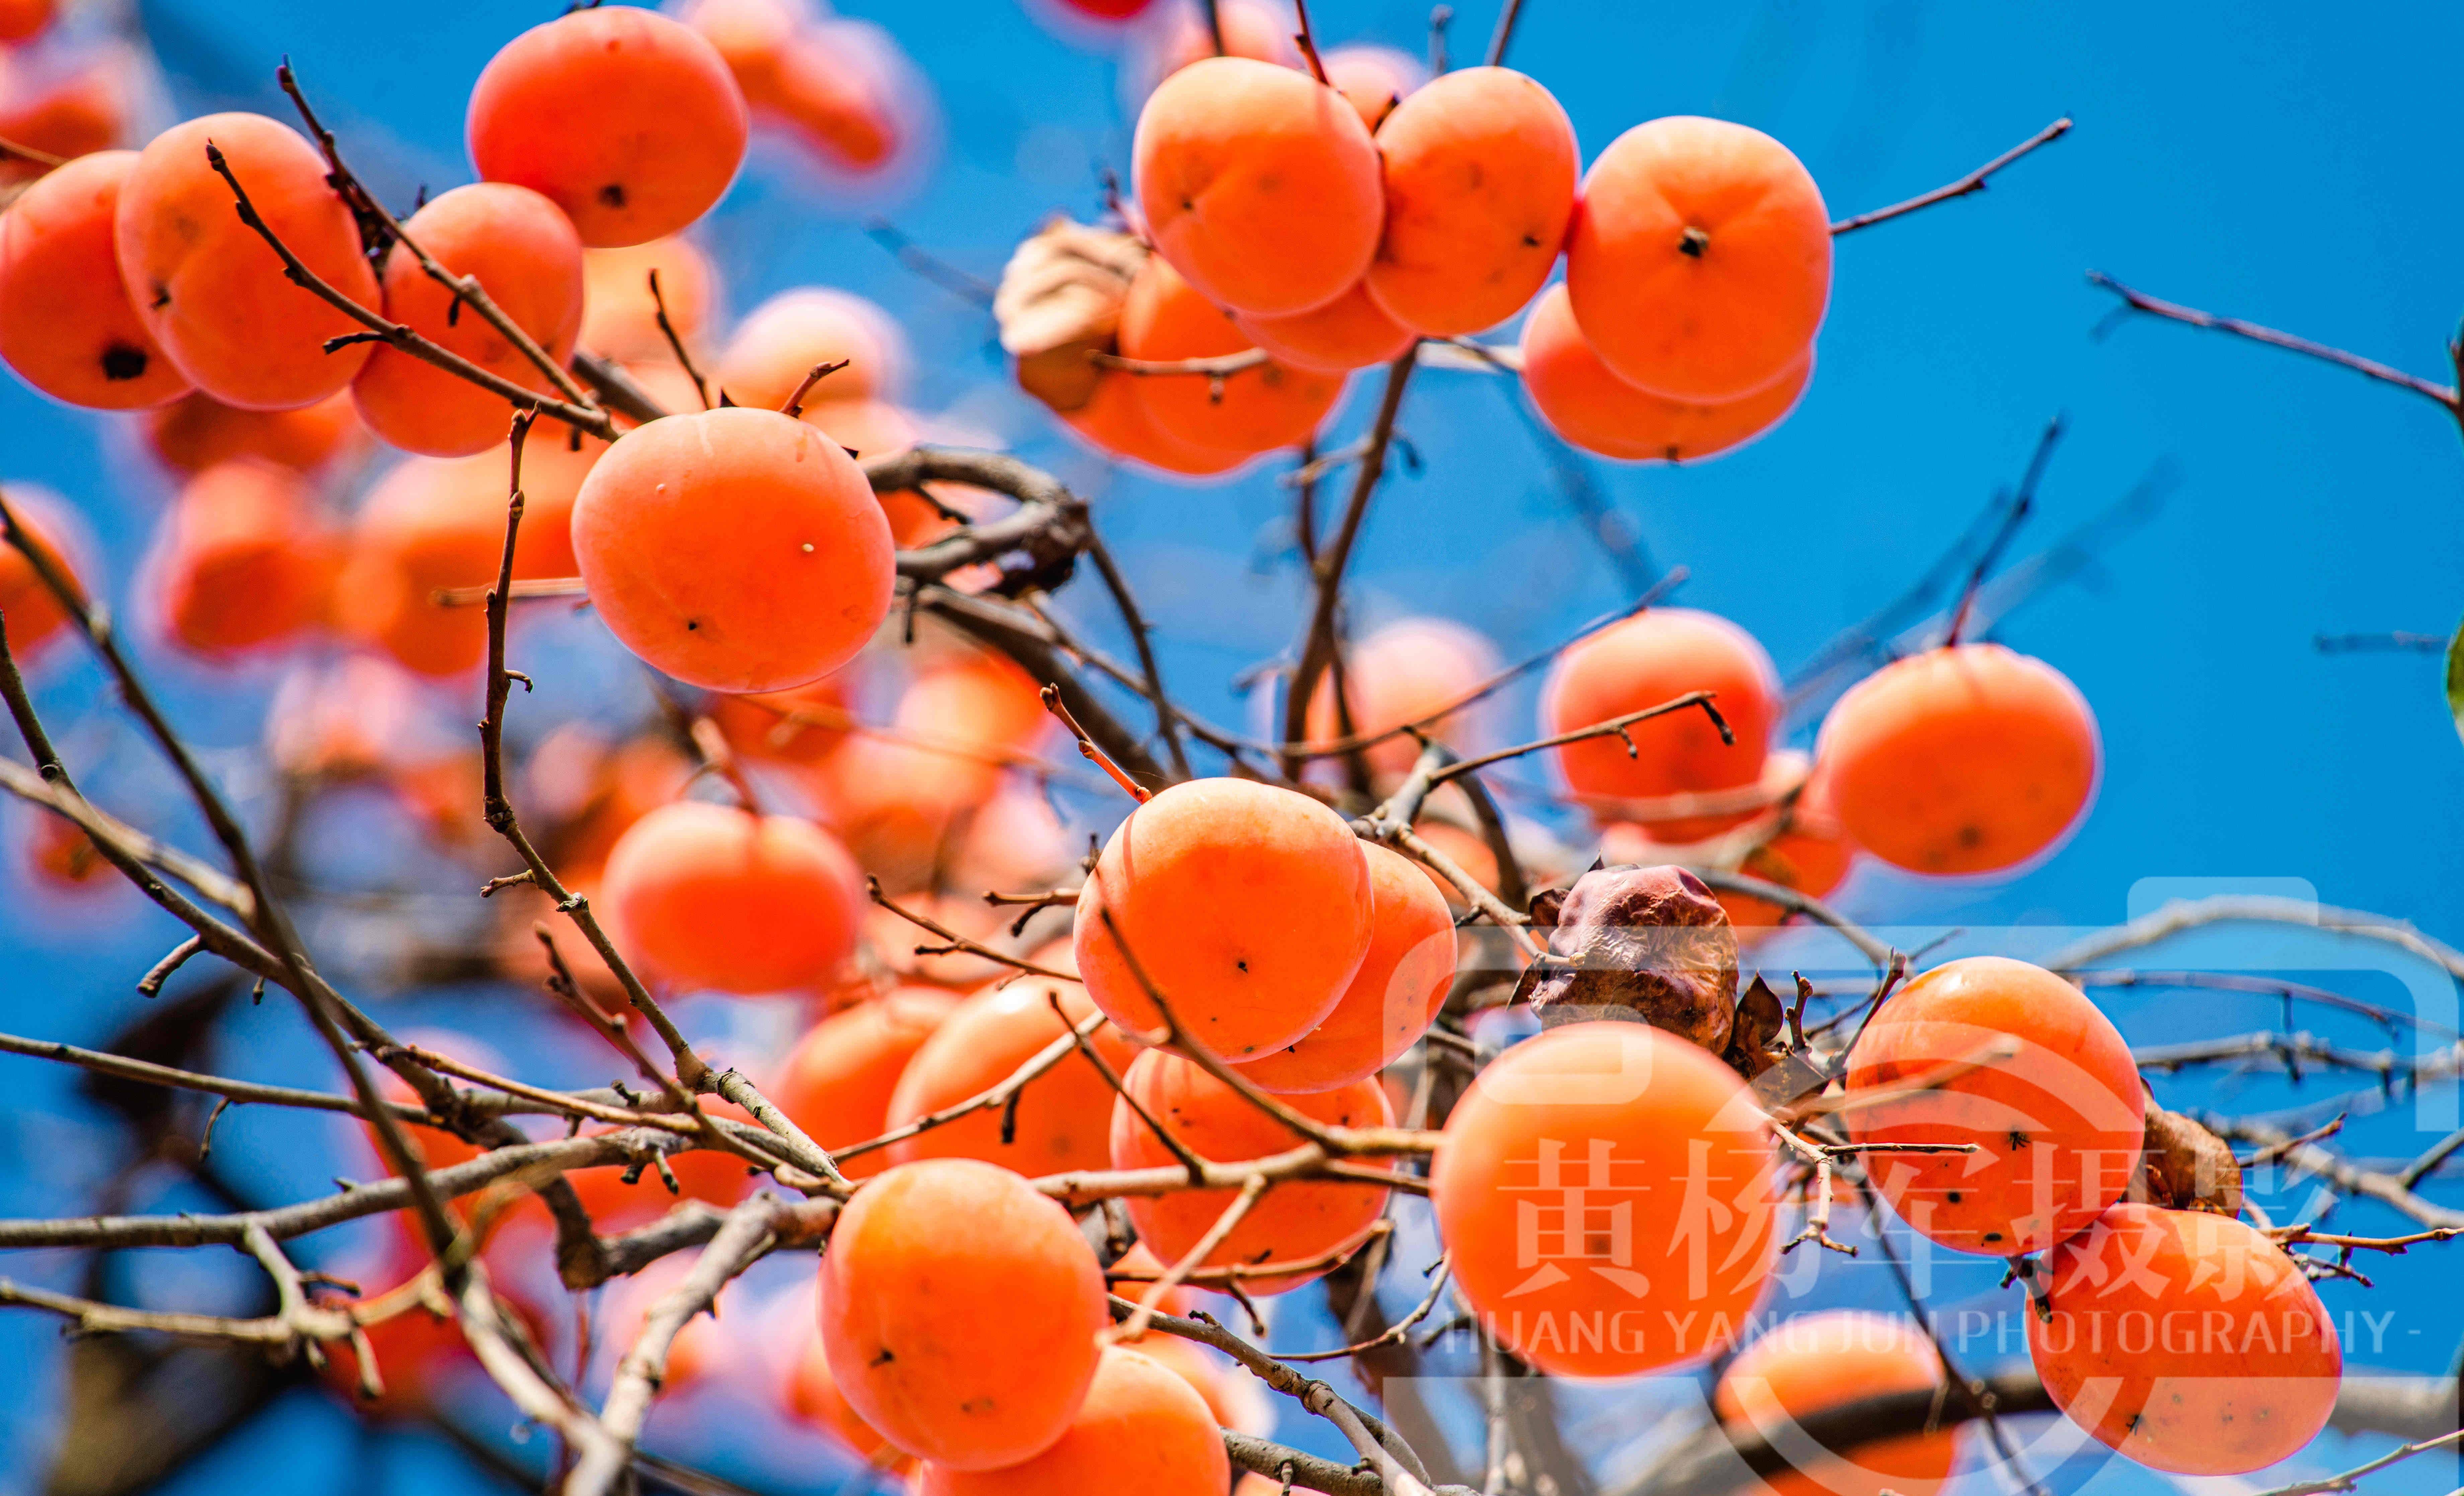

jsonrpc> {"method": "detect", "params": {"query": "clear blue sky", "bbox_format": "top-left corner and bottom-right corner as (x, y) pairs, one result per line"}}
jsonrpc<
(4, 1), (2463, 1492)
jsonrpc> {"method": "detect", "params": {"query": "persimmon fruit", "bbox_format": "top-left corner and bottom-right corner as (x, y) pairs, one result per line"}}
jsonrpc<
(352, 182), (586, 457)
(1714, 1311), (1958, 1496)
(1074, 776), (1373, 1061)
(597, 800), (865, 995)
(883, 975), (1138, 1176)
(2029, 1203), (2340, 1474)
(1844, 956), (2142, 1256)
(144, 461), (332, 658)
(1134, 55), (1383, 317)
(817, 1157), (1109, 1470)
(1565, 116), (1830, 401)
(1110, 1047), (1392, 1292)
(569, 405), (895, 694)
(916, 1344), (1231, 1496)
(0, 149), (189, 410)
(1815, 643), (2100, 876)
(1540, 607), (1779, 839)
(1432, 1020), (1779, 1376)
(115, 112), (381, 410)
(467, 5), (749, 247)
(1232, 280), (1415, 375)
(1117, 255), (1342, 454)
(770, 987), (960, 1177)
(1233, 840), (1455, 1094)
(1521, 283), (1810, 463)
(1367, 67), (1578, 337)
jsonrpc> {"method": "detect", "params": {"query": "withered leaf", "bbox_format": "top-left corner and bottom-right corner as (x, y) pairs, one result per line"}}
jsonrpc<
(994, 215), (1147, 414)
(1722, 973), (1786, 1079)
(1527, 864), (1740, 1052)
(2134, 1105), (2244, 1216)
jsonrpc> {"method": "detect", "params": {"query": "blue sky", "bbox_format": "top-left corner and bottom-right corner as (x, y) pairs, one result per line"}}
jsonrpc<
(4, 0), (2464, 1492)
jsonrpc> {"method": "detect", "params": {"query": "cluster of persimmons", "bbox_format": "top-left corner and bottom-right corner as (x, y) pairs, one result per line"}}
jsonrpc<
(0, 1), (2368, 1494)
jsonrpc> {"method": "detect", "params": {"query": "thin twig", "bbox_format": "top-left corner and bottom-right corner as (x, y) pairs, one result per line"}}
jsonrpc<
(2086, 271), (2461, 411)
(1830, 117), (2073, 236)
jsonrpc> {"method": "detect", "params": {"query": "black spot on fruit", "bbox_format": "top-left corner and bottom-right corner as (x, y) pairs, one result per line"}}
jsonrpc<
(1947, 1190), (1964, 1204)
(99, 345), (148, 382)
(869, 1347), (895, 1366)
(598, 182), (628, 209)
(685, 619), (700, 631)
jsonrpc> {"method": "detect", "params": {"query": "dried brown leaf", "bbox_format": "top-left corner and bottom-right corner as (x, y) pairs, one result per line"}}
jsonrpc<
(1528, 865), (1740, 1051)
(995, 215), (1148, 413)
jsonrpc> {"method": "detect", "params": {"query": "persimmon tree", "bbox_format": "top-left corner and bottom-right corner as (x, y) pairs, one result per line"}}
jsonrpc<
(2, 3), (2463, 1496)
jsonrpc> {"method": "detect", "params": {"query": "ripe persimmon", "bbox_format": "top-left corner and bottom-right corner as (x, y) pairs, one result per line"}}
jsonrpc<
(469, 7), (747, 247)
(1540, 607), (1779, 840)
(716, 286), (907, 407)
(1075, 776), (1373, 1061)
(916, 1345), (1231, 1496)
(144, 389), (362, 476)
(1112, 1048), (1392, 1293)
(1233, 841), (1455, 1094)
(0, 485), (87, 661)
(1845, 956), (2143, 1256)
(770, 987), (961, 1177)
(884, 975), (1138, 1176)
(0, 149), (188, 409)
(1117, 255), (1341, 462)
(1815, 643), (2100, 876)
(569, 406), (895, 693)
(579, 235), (719, 362)
(1714, 1312), (1958, 1496)
(142, 461), (332, 659)
(1431, 1020), (1779, 1377)
(352, 183), (586, 457)
(1367, 67), (1577, 337)
(2029, 1203), (2340, 1474)
(1520, 283), (1810, 463)
(1134, 55), (1383, 317)
(115, 112), (380, 410)
(598, 800), (864, 995)
(1565, 116), (1829, 401)
(818, 1157), (1109, 1470)
(1232, 280), (1415, 374)
(1303, 615), (1497, 780)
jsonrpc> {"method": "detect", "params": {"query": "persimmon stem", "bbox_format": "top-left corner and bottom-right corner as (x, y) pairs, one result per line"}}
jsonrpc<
(779, 358), (852, 418)
(1290, 0), (1330, 84)
(1041, 682), (1152, 801)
